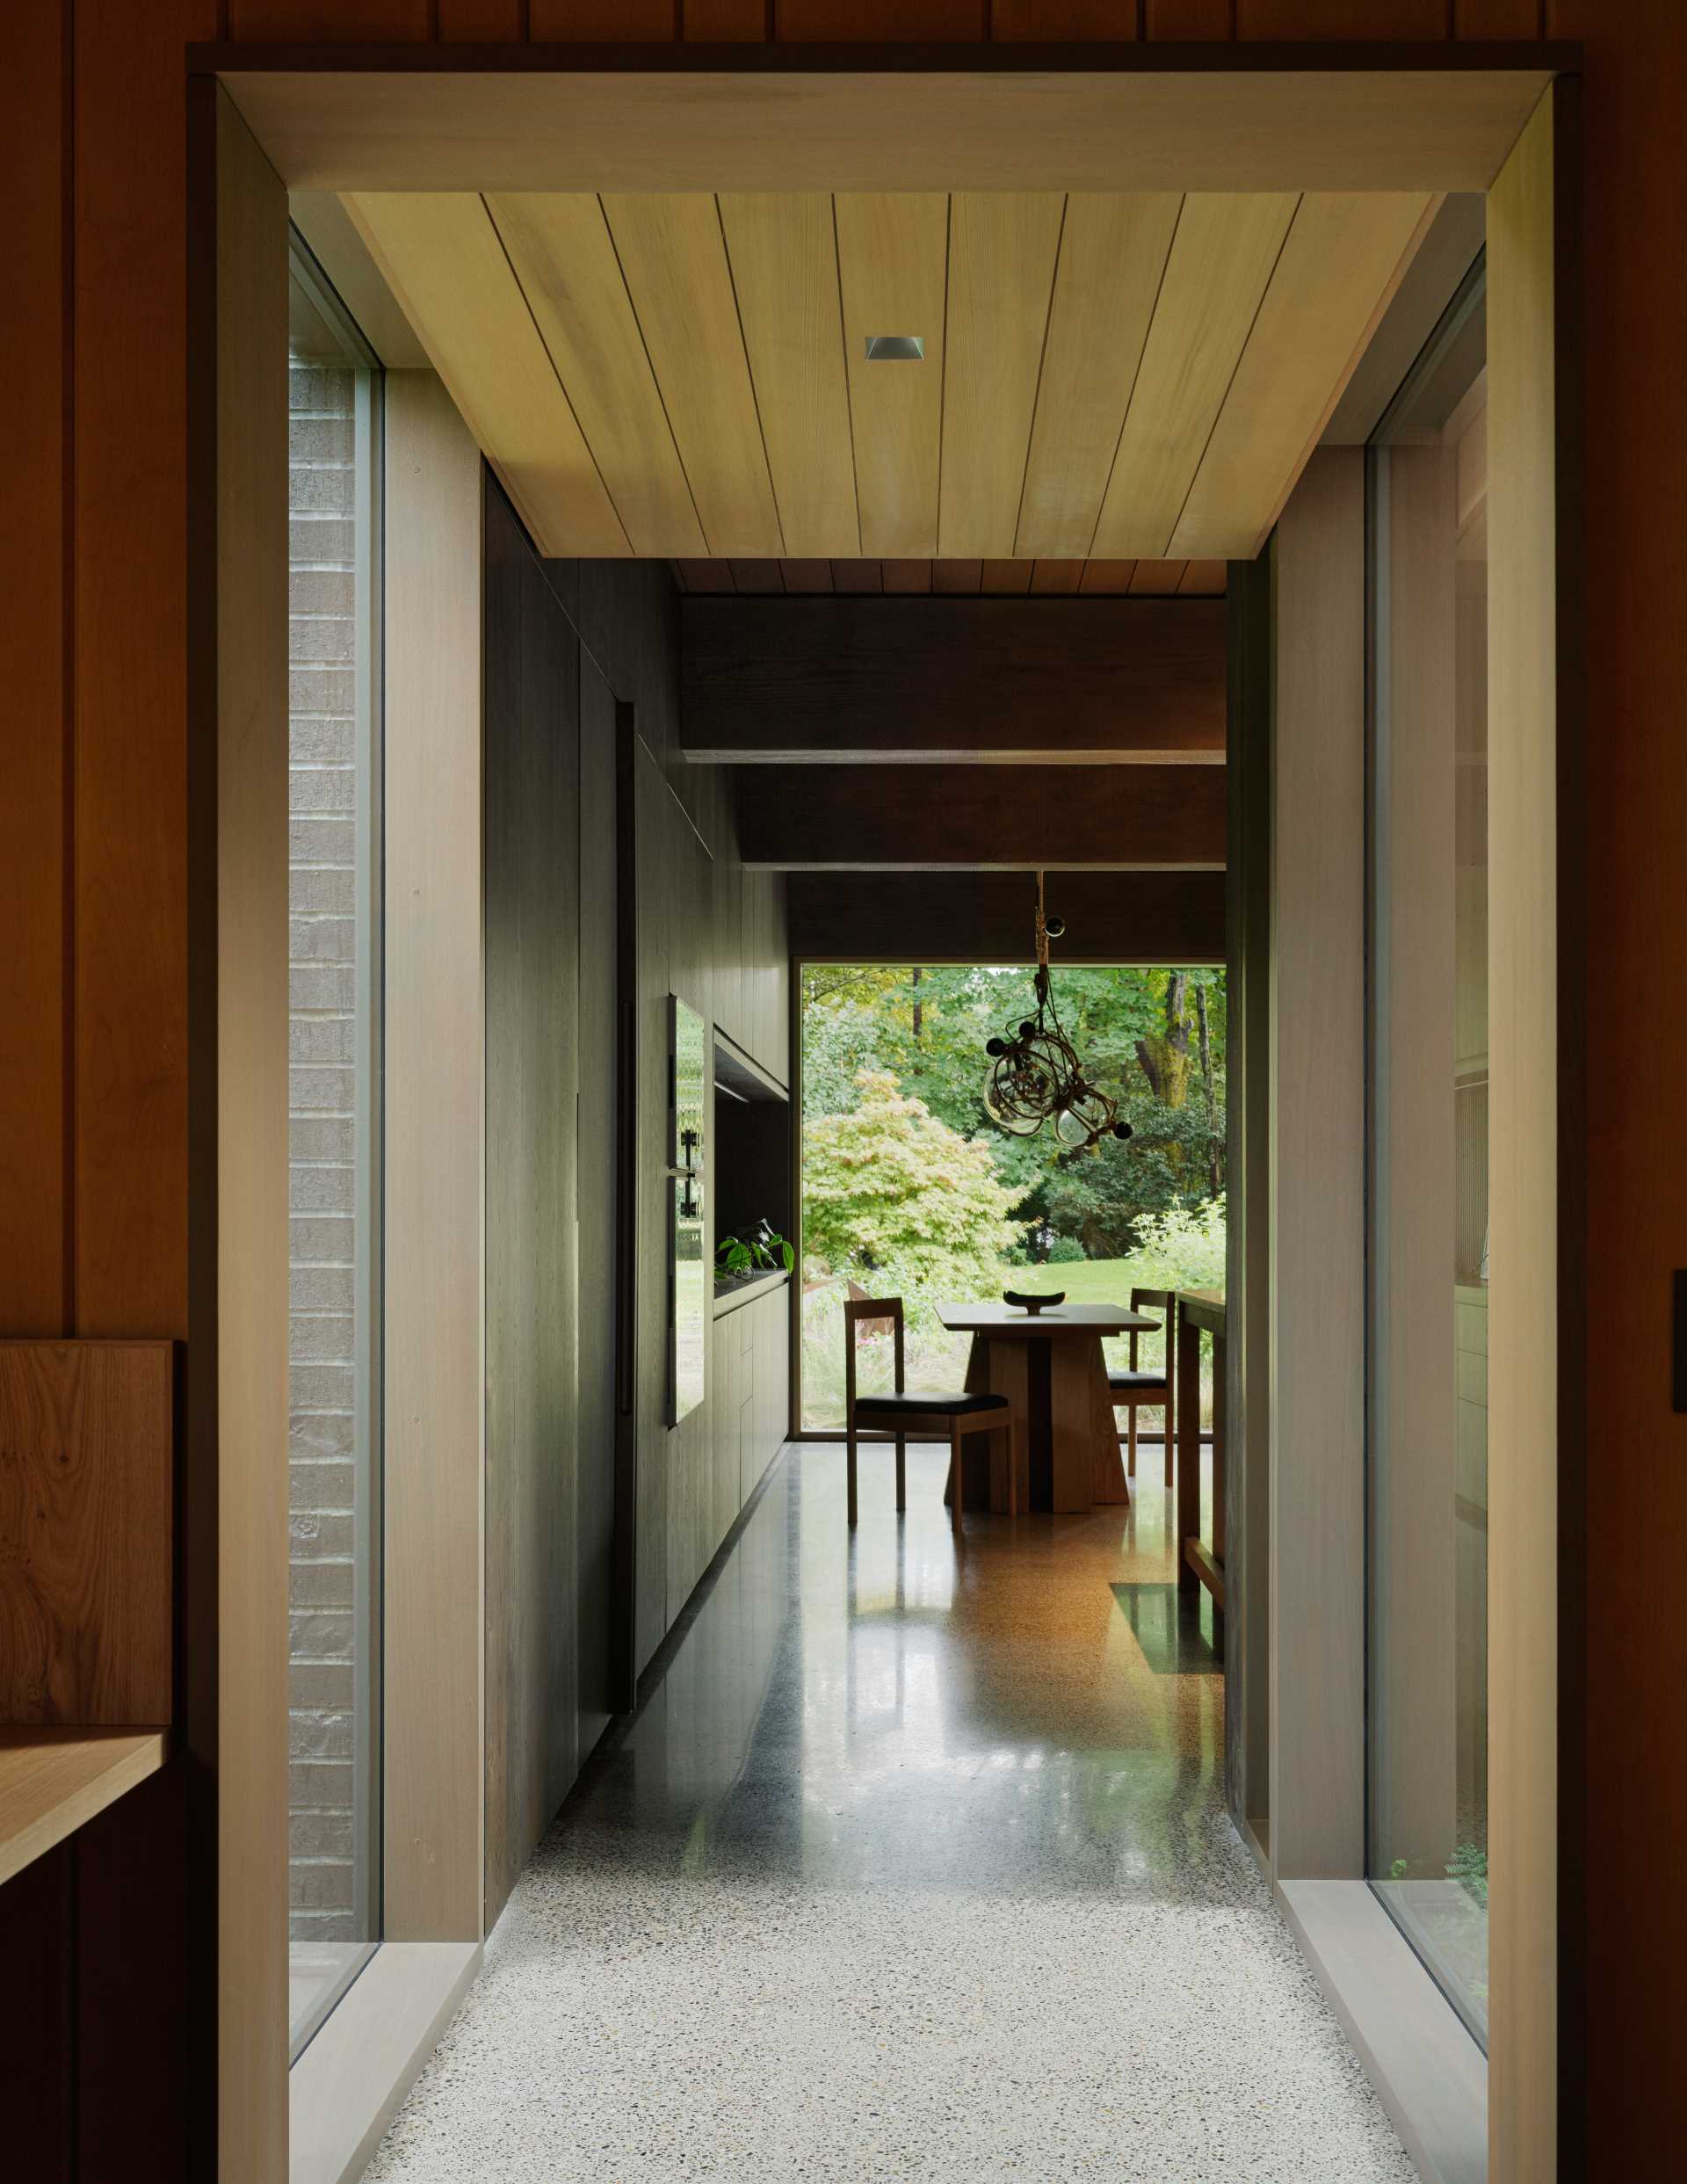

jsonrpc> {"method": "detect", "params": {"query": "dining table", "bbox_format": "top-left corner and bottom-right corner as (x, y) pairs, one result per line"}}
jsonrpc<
(936, 1299), (1159, 1515)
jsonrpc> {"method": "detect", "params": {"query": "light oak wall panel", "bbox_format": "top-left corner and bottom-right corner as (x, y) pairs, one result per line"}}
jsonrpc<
(1269, 449), (1366, 1884)
(1094, 192), (1299, 559)
(200, 85), (292, 2184)
(382, 376), (485, 1945)
(1486, 90), (1559, 2184)
(835, 195), (948, 559)
(601, 193), (784, 559)
(939, 194), (1065, 557)
(483, 483), (583, 1928)
(1371, 441), (1461, 1881)
(720, 192), (860, 558)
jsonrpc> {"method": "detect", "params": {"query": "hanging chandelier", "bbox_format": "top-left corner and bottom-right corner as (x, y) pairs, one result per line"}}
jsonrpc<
(983, 873), (1134, 1156)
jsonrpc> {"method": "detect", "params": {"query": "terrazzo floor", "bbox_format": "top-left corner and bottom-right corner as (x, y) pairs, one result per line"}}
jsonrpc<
(363, 1444), (1417, 2183)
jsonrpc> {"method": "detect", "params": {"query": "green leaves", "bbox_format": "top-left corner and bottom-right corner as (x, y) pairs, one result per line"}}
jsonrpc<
(715, 1218), (795, 1280)
(802, 1070), (1024, 1297)
(800, 962), (1227, 1261)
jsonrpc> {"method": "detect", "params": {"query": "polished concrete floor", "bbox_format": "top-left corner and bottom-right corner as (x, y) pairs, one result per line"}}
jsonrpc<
(365, 1446), (1415, 2181)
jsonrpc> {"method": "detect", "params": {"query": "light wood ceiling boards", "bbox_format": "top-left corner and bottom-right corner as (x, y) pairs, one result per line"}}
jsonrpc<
(347, 187), (1436, 562)
(671, 560), (1227, 598)
(345, 192), (626, 555)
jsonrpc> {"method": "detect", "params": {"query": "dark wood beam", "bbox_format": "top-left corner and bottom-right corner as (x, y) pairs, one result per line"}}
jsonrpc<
(787, 872), (1226, 965)
(681, 598), (1226, 764)
(736, 764), (1226, 871)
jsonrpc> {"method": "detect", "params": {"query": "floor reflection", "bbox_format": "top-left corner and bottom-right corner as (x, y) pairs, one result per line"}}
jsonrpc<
(562, 1443), (1227, 1898)
(366, 1440), (1418, 2183)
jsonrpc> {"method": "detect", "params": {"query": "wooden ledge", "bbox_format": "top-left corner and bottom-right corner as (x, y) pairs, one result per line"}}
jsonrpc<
(713, 1267), (791, 1320)
(0, 1727), (170, 1888)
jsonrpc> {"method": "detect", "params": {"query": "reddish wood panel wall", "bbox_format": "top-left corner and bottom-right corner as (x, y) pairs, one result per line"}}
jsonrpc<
(1545, 4), (1687, 2171)
(10, 2), (1686, 2176)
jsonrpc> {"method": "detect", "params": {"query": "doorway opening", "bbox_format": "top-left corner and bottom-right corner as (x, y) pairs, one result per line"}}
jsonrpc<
(796, 962), (1227, 1442)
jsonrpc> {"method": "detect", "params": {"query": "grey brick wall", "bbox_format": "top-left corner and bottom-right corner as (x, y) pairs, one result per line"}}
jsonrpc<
(288, 362), (363, 1942)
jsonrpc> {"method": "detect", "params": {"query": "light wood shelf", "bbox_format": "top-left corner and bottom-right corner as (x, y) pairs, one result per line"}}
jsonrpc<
(0, 1726), (169, 1888)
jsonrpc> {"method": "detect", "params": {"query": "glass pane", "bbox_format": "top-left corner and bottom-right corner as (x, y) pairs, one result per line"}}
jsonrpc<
(1366, 265), (1488, 2045)
(797, 964), (1227, 1434)
(287, 243), (381, 2059)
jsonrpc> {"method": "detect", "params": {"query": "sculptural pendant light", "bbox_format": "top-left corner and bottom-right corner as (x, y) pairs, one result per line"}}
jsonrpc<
(983, 873), (1133, 1155)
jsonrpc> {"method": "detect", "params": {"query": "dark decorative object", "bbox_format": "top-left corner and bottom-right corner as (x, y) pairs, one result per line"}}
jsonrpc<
(1003, 1289), (1064, 1316)
(983, 871), (1136, 1155)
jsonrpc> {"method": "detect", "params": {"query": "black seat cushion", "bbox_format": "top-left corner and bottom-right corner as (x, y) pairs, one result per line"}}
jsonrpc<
(1107, 1369), (1169, 1392)
(854, 1389), (1008, 1419)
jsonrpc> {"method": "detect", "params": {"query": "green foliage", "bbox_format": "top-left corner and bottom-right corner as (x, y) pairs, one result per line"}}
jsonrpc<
(715, 1217), (794, 1280)
(802, 1070), (1024, 1298)
(1447, 1839), (1488, 1910)
(1110, 1194), (1228, 1297)
(800, 960), (1226, 1259)
(795, 960), (1231, 1426)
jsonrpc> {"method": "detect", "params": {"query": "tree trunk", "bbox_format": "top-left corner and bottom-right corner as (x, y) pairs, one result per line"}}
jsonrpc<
(911, 965), (923, 1041)
(1135, 973), (1194, 1107)
(1196, 983), (1221, 1195)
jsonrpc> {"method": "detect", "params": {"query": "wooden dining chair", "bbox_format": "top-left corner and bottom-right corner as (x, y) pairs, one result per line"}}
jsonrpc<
(1107, 1287), (1176, 1488)
(843, 1295), (1014, 1531)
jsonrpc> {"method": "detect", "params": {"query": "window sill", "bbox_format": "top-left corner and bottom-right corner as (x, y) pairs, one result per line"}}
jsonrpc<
(290, 1940), (481, 2184)
(1278, 1880), (1486, 2184)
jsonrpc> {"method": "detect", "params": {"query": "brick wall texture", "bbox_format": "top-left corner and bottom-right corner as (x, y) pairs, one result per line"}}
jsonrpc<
(288, 361), (364, 1943)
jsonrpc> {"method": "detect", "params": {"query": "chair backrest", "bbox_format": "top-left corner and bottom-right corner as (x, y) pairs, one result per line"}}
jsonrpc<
(1128, 1286), (1174, 1371)
(844, 1295), (905, 1417)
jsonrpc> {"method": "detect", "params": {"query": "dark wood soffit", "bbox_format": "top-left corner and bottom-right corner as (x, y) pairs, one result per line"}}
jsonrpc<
(193, 44), (1577, 77)
(736, 765), (1226, 871)
(787, 871), (1226, 967)
(682, 598), (1226, 765)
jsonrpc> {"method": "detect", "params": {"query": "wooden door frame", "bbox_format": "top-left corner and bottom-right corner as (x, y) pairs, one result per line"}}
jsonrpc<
(187, 40), (1582, 2182)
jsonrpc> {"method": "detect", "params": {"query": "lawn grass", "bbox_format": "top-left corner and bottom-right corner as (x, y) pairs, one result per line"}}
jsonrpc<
(997, 1257), (1140, 1304)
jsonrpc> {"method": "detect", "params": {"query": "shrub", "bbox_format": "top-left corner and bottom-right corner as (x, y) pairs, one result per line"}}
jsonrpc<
(802, 1070), (1024, 1301)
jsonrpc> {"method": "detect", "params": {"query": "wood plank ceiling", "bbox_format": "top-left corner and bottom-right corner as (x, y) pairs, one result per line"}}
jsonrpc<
(347, 188), (1435, 564)
(670, 557), (1227, 597)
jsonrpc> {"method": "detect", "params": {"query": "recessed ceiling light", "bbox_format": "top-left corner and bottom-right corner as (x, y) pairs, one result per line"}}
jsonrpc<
(864, 335), (924, 361)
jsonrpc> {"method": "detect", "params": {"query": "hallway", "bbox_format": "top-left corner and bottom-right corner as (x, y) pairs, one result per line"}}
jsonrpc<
(365, 1448), (1414, 2182)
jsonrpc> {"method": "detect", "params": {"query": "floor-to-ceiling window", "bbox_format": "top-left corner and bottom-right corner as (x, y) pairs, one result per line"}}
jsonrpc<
(1366, 260), (1489, 2045)
(797, 961), (1226, 1433)
(286, 238), (383, 2059)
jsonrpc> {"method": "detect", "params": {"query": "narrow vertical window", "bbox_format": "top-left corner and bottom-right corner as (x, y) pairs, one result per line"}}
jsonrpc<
(286, 239), (383, 2059)
(1366, 261), (1489, 2046)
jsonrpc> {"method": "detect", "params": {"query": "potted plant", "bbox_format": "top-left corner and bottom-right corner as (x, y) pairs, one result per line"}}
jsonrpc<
(715, 1217), (795, 1288)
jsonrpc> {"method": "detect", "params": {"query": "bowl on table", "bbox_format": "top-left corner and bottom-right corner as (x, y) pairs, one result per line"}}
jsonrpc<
(1003, 1289), (1064, 1317)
